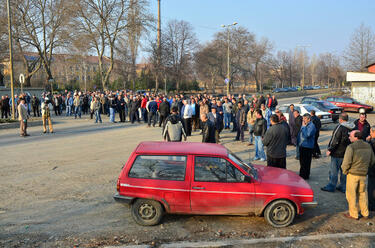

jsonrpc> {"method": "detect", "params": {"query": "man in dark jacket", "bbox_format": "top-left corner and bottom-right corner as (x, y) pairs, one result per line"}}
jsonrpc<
(294, 110), (303, 159)
(322, 113), (355, 192)
(253, 109), (267, 161)
(162, 106), (186, 142)
(310, 110), (322, 158)
(208, 107), (223, 143)
(147, 98), (158, 127)
(262, 114), (289, 169)
(129, 97), (140, 123)
(116, 95), (126, 122)
(354, 113), (371, 141)
(31, 95), (40, 117)
(235, 102), (246, 142)
(159, 98), (170, 127)
(367, 126), (375, 211)
(201, 113), (216, 143)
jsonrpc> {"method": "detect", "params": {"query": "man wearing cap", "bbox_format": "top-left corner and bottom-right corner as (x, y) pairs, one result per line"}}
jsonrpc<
(354, 112), (371, 141)
(41, 97), (54, 133)
(297, 113), (316, 179)
(18, 98), (29, 137)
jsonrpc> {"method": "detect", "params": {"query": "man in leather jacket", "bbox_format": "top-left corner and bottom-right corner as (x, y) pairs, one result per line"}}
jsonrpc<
(322, 113), (355, 192)
(201, 113), (216, 143)
(253, 109), (267, 161)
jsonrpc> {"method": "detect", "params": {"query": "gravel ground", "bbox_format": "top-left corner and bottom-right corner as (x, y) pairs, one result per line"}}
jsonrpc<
(0, 111), (374, 248)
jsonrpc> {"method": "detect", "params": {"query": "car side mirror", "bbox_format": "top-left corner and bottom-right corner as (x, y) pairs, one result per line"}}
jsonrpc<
(244, 175), (251, 183)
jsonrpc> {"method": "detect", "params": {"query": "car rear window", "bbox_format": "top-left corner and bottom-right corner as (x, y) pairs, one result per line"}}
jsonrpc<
(304, 105), (321, 112)
(129, 155), (187, 181)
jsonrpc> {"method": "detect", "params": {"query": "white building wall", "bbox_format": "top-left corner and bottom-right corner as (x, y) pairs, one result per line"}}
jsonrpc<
(351, 82), (375, 105)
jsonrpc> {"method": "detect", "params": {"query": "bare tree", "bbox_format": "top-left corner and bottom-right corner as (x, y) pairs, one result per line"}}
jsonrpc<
(14, 0), (71, 88)
(344, 23), (375, 71)
(250, 37), (273, 92)
(73, 0), (129, 90)
(163, 19), (198, 92)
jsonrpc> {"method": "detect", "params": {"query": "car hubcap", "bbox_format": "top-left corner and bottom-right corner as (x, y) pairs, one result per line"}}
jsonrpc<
(139, 204), (156, 220)
(272, 205), (289, 222)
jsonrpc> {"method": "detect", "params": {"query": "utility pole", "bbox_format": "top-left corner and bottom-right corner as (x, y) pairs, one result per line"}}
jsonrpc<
(156, 0), (161, 94)
(6, 0), (15, 119)
(221, 22), (237, 96)
(297, 44), (311, 91)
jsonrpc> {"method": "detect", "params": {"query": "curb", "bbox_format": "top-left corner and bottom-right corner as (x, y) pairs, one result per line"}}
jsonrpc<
(104, 232), (375, 248)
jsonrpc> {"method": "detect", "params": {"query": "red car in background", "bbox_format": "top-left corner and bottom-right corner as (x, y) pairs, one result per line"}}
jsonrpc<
(326, 96), (373, 113)
(114, 142), (317, 228)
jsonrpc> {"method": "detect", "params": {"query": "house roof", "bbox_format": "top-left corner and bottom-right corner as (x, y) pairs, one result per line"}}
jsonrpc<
(134, 141), (228, 156)
(366, 63), (375, 68)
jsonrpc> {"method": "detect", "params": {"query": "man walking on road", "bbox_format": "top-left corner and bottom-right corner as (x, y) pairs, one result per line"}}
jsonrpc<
(322, 113), (354, 193)
(342, 130), (375, 220)
(235, 102), (246, 142)
(262, 114), (289, 169)
(18, 98), (29, 137)
(41, 97), (54, 133)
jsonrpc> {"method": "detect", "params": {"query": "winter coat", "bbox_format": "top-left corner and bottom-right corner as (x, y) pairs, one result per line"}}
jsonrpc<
(202, 120), (216, 143)
(159, 101), (170, 116)
(262, 123), (289, 158)
(354, 119), (371, 141)
(327, 121), (355, 158)
(297, 121), (316, 149)
(162, 114), (186, 142)
(254, 117), (267, 137)
(342, 140), (375, 176)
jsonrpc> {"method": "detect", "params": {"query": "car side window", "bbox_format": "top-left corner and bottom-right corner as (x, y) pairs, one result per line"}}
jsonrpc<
(295, 106), (301, 113)
(194, 156), (245, 182)
(129, 155), (186, 181)
(326, 97), (333, 101)
(279, 106), (288, 113)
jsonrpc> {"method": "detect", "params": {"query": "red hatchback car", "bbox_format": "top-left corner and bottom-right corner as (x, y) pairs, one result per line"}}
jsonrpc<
(114, 142), (317, 227)
(326, 96), (373, 113)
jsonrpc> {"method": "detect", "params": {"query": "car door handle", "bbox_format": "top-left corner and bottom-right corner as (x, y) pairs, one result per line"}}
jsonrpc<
(192, 187), (205, 190)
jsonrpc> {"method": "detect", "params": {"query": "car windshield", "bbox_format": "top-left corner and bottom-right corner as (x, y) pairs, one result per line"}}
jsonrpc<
(304, 105), (321, 112)
(228, 152), (257, 179)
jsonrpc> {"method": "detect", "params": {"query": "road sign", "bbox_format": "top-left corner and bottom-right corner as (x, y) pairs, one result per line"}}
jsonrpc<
(19, 74), (25, 84)
(225, 78), (230, 84)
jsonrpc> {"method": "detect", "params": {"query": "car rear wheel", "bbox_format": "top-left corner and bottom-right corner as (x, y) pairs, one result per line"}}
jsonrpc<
(264, 200), (296, 228)
(131, 199), (164, 226)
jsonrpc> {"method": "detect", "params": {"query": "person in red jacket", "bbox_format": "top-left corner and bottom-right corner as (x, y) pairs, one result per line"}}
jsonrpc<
(141, 95), (148, 123)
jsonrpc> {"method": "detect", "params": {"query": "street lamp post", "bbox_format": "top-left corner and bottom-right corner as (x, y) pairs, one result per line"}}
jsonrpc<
(221, 22), (237, 96)
(6, 0), (15, 119)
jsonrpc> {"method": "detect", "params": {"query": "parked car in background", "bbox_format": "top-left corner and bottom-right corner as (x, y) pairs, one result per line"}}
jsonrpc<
(114, 142), (317, 228)
(277, 104), (333, 124)
(301, 99), (343, 122)
(300, 96), (319, 103)
(326, 97), (373, 113)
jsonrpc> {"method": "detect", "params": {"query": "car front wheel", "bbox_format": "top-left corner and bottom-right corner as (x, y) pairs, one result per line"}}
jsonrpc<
(264, 200), (296, 228)
(131, 199), (164, 226)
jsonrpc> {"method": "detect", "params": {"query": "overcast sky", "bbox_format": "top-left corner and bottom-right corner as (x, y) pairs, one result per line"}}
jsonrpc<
(147, 0), (375, 57)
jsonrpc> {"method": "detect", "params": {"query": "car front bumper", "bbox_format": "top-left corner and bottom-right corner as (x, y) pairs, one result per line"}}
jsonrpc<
(301, 201), (318, 209)
(113, 193), (134, 204)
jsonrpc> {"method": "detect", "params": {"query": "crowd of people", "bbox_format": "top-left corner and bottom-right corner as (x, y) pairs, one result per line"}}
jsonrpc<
(1, 89), (375, 219)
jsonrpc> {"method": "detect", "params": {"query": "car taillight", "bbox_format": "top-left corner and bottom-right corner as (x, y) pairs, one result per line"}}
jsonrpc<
(116, 178), (120, 192)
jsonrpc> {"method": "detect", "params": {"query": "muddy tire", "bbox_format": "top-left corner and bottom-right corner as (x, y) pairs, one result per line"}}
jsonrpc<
(131, 199), (163, 226)
(264, 200), (295, 228)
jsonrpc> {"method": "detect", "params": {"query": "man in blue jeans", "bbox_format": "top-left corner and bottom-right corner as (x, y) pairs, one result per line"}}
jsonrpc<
(322, 113), (355, 193)
(253, 109), (267, 161)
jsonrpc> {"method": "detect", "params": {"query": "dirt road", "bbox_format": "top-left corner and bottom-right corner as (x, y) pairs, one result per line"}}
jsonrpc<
(0, 113), (374, 247)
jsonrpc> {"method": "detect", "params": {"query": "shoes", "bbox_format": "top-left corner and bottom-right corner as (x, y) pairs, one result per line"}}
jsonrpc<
(321, 186), (335, 192)
(259, 158), (266, 162)
(336, 187), (345, 193)
(253, 158), (260, 161)
(343, 213), (358, 220)
(247, 143), (253, 146)
(234, 139), (239, 141)
(24, 134), (30, 136)
(295, 157), (299, 160)
(43, 131), (47, 133)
